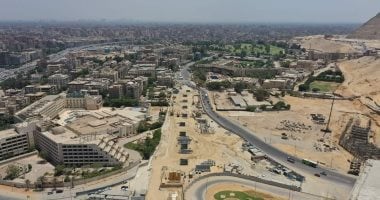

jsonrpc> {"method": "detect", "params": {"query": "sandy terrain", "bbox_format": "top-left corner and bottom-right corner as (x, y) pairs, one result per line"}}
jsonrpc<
(146, 85), (251, 200)
(218, 95), (376, 172)
(206, 184), (285, 200)
(298, 35), (359, 53)
(336, 56), (380, 102)
(0, 184), (40, 200)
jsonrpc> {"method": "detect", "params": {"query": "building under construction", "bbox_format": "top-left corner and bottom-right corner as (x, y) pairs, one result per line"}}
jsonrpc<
(339, 118), (380, 160)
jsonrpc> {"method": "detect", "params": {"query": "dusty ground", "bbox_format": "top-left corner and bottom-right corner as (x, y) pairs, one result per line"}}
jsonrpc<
(335, 56), (380, 146)
(146, 85), (297, 199)
(297, 35), (360, 53)
(146, 85), (248, 200)
(206, 184), (285, 200)
(0, 184), (40, 200)
(336, 56), (380, 102)
(217, 95), (373, 172)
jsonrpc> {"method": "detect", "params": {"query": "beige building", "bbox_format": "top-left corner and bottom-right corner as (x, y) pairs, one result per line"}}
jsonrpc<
(0, 122), (36, 161)
(48, 74), (70, 89)
(34, 123), (128, 166)
(16, 93), (103, 121)
(66, 93), (102, 110)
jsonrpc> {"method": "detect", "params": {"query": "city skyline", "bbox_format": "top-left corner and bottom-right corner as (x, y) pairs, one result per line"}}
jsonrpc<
(0, 0), (379, 23)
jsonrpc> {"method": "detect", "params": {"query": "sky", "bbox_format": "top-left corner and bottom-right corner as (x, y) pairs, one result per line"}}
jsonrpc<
(0, 0), (379, 23)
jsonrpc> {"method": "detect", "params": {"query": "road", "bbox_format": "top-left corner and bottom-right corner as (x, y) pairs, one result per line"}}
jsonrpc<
(179, 63), (356, 188)
(185, 176), (330, 200)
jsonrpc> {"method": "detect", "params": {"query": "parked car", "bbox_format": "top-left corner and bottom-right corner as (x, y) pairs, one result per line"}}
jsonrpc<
(320, 171), (327, 176)
(314, 173), (321, 177)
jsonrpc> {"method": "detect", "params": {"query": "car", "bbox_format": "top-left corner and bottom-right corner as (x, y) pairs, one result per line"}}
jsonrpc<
(320, 171), (327, 176)
(287, 157), (295, 163)
(47, 192), (53, 195)
(314, 173), (321, 177)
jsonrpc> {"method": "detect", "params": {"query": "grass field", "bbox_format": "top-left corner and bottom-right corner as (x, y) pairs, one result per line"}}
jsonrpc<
(225, 43), (284, 56)
(309, 81), (340, 92)
(214, 191), (264, 200)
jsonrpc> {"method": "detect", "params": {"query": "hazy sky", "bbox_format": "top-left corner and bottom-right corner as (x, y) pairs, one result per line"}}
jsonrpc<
(0, 0), (379, 23)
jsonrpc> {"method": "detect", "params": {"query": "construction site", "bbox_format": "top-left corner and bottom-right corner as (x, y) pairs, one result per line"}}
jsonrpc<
(146, 85), (302, 200)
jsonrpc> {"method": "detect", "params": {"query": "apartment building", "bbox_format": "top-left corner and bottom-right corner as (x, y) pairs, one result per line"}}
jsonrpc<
(48, 74), (70, 90)
(0, 123), (36, 161)
(34, 123), (127, 166)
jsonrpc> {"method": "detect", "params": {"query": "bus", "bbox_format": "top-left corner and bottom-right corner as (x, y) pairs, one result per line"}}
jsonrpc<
(302, 159), (318, 168)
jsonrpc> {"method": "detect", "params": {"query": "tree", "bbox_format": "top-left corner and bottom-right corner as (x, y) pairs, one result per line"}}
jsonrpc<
(39, 150), (48, 160)
(299, 84), (310, 92)
(273, 101), (286, 110)
(254, 89), (269, 101)
(114, 55), (124, 63)
(280, 61), (291, 68)
(234, 82), (248, 93)
(5, 165), (20, 180)
(265, 45), (271, 54)
(240, 50), (247, 58)
(54, 165), (65, 176)
(246, 106), (257, 112)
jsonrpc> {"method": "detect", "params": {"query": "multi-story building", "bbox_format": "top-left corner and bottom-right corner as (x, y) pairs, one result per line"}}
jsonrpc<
(68, 80), (87, 93)
(34, 123), (127, 166)
(128, 64), (156, 78)
(48, 74), (70, 90)
(125, 82), (142, 99)
(109, 84), (124, 99)
(65, 93), (103, 110)
(0, 122), (36, 161)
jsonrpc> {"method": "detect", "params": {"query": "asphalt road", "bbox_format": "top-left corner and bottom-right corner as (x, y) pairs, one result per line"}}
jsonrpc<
(179, 64), (356, 188)
(185, 176), (328, 200)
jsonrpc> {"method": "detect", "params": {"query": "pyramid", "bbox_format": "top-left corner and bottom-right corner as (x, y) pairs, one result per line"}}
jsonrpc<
(348, 13), (380, 40)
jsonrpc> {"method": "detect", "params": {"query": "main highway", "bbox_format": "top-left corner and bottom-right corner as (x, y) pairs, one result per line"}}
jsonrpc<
(179, 63), (356, 187)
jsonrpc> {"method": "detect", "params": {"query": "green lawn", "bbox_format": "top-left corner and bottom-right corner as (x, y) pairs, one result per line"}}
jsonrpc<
(309, 81), (340, 92)
(225, 43), (284, 56)
(214, 191), (264, 200)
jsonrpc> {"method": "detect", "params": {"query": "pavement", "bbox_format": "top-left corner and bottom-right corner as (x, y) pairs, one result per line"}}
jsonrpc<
(179, 63), (357, 191)
(185, 176), (331, 200)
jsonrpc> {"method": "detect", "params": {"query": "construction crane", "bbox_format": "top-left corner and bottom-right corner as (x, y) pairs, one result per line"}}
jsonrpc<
(321, 96), (335, 134)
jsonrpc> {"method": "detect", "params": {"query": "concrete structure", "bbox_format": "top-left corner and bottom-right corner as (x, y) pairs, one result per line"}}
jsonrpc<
(230, 96), (247, 108)
(128, 64), (156, 78)
(66, 93), (103, 110)
(63, 108), (142, 137)
(68, 80), (87, 93)
(16, 94), (66, 121)
(34, 122), (128, 166)
(125, 81), (142, 99)
(109, 84), (124, 99)
(0, 123), (36, 161)
(350, 159), (380, 200)
(48, 74), (70, 90)
(262, 79), (292, 90)
(16, 93), (103, 121)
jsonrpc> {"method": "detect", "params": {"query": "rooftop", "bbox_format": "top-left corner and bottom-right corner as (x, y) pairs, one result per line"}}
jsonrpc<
(0, 129), (18, 140)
